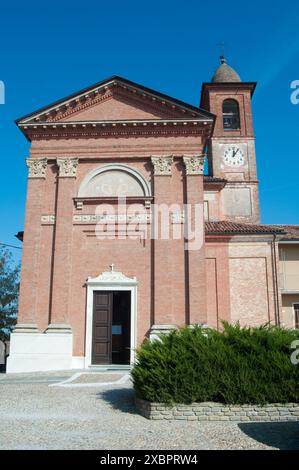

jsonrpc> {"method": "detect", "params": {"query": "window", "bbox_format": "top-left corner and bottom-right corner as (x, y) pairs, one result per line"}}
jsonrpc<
(294, 304), (299, 329)
(204, 201), (209, 221)
(222, 99), (240, 130)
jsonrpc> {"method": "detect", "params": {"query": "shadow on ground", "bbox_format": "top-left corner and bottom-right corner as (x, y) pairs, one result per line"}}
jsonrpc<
(238, 422), (299, 450)
(97, 387), (139, 415)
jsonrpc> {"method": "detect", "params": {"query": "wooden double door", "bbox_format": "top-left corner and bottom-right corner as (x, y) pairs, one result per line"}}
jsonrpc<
(92, 291), (131, 365)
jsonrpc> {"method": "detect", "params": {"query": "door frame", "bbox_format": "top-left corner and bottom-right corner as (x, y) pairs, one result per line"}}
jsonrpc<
(85, 270), (137, 367)
(292, 302), (299, 329)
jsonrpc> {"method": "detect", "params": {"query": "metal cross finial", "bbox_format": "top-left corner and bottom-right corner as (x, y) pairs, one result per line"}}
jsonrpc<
(109, 263), (115, 272)
(217, 41), (226, 63)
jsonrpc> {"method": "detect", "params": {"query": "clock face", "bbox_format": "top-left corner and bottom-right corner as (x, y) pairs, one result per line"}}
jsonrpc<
(223, 146), (245, 167)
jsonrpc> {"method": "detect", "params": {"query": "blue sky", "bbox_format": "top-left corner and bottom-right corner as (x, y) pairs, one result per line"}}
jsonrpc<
(0, 0), (298, 262)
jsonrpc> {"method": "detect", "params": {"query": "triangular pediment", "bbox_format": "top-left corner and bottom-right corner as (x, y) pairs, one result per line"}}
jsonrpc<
(17, 76), (214, 125)
(59, 93), (181, 122)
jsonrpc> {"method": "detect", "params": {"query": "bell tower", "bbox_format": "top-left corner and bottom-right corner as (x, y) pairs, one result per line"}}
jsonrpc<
(200, 56), (260, 224)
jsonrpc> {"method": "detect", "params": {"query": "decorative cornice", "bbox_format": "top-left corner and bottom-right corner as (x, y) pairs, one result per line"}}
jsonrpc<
(49, 90), (113, 122)
(183, 155), (205, 175)
(26, 157), (47, 178)
(151, 155), (173, 176)
(47, 87), (179, 123)
(19, 120), (211, 141)
(56, 157), (78, 178)
(19, 79), (211, 125)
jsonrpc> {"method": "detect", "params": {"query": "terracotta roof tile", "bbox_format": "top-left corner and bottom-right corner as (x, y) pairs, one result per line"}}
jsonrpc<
(271, 225), (299, 240)
(17, 224), (297, 240)
(211, 62), (241, 83)
(203, 176), (227, 183)
(205, 221), (286, 235)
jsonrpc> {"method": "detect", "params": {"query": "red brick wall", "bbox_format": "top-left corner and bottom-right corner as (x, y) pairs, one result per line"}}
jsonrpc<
(21, 130), (207, 356)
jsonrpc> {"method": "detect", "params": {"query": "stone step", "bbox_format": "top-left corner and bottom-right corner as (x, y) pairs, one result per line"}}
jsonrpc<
(88, 364), (131, 372)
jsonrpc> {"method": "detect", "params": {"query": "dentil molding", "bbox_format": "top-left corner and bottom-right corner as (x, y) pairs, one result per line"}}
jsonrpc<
(57, 157), (79, 177)
(26, 158), (47, 178)
(151, 155), (173, 176)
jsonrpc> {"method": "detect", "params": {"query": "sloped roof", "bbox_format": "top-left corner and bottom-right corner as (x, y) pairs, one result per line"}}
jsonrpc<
(205, 221), (286, 235)
(271, 225), (299, 240)
(16, 75), (215, 125)
(16, 223), (295, 243)
(203, 176), (227, 183)
(203, 176), (227, 190)
(211, 62), (241, 83)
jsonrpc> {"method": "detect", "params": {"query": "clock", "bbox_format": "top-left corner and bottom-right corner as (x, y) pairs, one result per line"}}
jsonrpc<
(223, 146), (245, 167)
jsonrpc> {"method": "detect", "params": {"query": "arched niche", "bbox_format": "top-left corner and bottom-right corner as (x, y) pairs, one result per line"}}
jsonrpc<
(78, 164), (151, 199)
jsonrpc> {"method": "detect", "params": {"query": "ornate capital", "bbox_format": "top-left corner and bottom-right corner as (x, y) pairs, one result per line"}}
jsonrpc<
(183, 155), (205, 176)
(26, 157), (47, 178)
(151, 155), (173, 176)
(57, 157), (79, 178)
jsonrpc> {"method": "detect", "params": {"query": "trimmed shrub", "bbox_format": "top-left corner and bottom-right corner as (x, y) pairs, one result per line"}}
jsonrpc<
(132, 323), (299, 405)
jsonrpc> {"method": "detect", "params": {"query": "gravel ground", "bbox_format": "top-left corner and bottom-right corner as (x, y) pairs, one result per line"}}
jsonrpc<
(0, 372), (298, 450)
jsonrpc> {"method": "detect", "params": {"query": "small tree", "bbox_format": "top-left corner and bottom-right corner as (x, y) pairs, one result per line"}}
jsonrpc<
(0, 246), (20, 341)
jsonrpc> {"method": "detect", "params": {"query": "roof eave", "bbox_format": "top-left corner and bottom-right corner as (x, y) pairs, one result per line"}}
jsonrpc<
(16, 75), (216, 126)
(203, 181), (227, 190)
(18, 117), (215, 142)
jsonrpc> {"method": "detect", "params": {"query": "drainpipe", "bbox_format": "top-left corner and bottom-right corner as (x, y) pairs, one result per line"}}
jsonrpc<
(271, 234), (281, 326)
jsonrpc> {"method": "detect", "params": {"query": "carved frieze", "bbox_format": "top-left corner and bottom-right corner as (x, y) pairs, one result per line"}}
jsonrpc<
(151, 155), (173, 176)
(183, 155), (205, 175)
(73, 214), (151, 224)
(41, 215), (56, 224)
(26, 158), (47, 178)
(57, 157), (79, 177)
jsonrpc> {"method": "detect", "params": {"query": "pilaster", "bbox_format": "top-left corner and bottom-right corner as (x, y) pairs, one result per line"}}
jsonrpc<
(47, 157), (78, 332)
(183, 154), (207, 325)
(151, 155), (175, 327)
(16, 158), (47, 330)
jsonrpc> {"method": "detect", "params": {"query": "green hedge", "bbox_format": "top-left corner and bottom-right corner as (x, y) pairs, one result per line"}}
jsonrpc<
(132, 323), (299, 405)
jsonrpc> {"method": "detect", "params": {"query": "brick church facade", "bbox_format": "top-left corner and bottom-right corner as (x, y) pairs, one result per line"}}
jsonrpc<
(7, 57), (299, 372)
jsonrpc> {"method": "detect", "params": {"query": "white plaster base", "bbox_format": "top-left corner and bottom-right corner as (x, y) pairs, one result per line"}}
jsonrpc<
(149, 324), (177, 341)
(6, 332), (73, 373)
(72, 356), (85, 369)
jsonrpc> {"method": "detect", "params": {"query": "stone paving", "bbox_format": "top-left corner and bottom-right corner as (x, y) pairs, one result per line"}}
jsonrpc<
(71, 373), (125, 384)
(0, 371), (298, 450)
